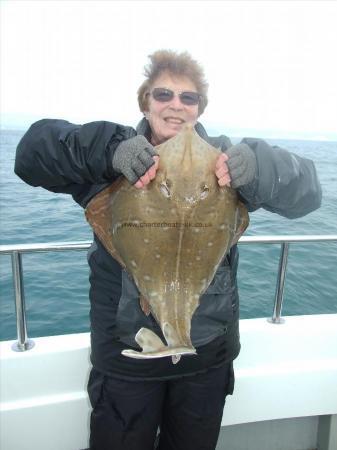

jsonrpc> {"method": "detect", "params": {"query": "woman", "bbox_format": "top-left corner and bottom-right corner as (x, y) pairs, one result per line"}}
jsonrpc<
(15, 50), (321, 450)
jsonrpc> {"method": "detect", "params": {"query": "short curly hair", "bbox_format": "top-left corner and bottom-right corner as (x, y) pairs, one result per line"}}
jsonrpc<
(138, 49), (208, 116)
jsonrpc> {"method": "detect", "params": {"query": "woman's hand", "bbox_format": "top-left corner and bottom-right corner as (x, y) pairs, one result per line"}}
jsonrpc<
(215, 153), (231, 187)
(134, 155), (160, 188)
(215, 144), (257, 189)
(112, 136), (159, 188)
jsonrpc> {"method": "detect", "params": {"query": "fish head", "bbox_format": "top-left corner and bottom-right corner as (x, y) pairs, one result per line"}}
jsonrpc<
(154, 124), (220, 211)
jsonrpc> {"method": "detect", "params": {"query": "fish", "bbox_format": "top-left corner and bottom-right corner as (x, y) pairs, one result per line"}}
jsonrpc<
(85, 125), (249, 364)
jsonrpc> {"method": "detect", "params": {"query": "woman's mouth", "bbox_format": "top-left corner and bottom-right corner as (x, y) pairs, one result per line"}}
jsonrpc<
(164, 117), (185, 125)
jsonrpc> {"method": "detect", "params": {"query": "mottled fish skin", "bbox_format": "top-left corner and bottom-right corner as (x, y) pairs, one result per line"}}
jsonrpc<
(85, 125), (249, 362)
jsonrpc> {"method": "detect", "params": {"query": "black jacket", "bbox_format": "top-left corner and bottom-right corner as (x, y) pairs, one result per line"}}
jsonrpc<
(15, 118), (322, 379)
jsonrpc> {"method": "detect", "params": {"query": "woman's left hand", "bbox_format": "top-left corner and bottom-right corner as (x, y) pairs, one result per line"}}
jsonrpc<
(215, 153), (231, 187)
(215, 144), (257, 189)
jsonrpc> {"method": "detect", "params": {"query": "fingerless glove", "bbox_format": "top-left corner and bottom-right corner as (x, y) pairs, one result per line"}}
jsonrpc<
(226, 143), (257, 189)
(112, 136), (158, 184)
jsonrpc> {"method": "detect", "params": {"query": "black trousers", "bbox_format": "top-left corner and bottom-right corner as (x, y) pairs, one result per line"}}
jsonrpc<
(88, 362), (234, 450)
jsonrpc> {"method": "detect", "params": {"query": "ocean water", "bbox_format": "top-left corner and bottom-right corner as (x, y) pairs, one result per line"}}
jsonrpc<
(0, 129), (336, 342)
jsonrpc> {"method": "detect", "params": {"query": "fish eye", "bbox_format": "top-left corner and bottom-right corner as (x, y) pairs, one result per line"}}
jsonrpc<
(160, 181), (171, 198)
(200, 184), (209, 200)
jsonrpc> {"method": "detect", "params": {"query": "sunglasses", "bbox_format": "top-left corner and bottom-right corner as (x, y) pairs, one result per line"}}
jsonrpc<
(149, 88), (201, 106)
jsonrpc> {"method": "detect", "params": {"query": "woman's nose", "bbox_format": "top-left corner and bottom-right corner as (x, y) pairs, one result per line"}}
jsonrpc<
(168, 94), (184, 109)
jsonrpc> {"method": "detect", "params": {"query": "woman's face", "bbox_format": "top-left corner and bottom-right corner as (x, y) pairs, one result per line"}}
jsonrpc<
(145, 71), (200, 145)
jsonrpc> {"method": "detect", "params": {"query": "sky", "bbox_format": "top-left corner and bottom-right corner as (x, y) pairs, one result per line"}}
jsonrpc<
(1, 0), (337, 140)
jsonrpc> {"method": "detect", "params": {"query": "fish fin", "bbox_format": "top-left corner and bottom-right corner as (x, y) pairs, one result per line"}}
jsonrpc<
(232, 201), (249, 245)
(163, 323), (191, 365)
(171, 355), (181, 364)
(162, 322), (182, 347)
(139, 295), (151, 316)
(85, 181), (126, 268)
(121, 327), (196, 361)
(135, 327), (166, 353)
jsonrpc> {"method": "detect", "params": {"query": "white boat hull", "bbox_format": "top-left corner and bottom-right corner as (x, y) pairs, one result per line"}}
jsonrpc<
(1, 314), (337, 450)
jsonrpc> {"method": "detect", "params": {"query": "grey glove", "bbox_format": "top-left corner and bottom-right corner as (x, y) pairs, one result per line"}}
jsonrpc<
(226, 143), (257, 189)
(112, 136), (158, 184)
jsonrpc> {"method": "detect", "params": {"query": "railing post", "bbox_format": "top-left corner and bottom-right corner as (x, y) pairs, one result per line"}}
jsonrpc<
(268, 242), (289, 324)
(11, 251), (35, 351)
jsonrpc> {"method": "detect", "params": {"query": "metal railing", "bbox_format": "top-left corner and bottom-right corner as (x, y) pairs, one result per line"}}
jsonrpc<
(1, 235), (337, 352)
(1, 242), (91, 352)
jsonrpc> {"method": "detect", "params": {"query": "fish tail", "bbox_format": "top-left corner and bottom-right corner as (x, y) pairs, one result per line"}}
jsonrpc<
(121, 327), (196, 362)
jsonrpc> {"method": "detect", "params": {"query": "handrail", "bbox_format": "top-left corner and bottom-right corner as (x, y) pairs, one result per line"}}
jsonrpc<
(0, 241), (92, 254)
(1, 235), (337, 352)
(1, 235), (337, 255)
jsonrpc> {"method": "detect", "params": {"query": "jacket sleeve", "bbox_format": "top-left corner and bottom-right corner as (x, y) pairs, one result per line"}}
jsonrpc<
(14, 118), (137, 191)
(237, 138), (322, 219)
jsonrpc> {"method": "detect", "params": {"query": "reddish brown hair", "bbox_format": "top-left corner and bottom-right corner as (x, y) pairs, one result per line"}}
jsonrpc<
(137, 49), (208, 116)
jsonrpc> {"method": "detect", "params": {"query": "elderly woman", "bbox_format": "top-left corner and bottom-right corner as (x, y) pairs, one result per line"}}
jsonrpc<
(15, 50), (321, 450)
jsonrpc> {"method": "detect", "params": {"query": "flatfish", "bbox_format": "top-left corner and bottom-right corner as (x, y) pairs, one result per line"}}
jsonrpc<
(85, 125), (249, 363)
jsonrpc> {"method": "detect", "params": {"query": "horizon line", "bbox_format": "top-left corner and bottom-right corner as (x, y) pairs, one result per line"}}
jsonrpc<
(1, 122), (336, 143)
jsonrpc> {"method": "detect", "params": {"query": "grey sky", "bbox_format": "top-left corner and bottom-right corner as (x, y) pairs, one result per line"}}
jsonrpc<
(1, 0), (337, 140)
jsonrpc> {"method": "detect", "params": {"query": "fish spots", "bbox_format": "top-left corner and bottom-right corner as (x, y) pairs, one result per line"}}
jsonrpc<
(85, 126), (250, 362)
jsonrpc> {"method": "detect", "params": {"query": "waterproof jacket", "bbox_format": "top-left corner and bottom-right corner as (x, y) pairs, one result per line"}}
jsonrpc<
(14, 118), (322, 379)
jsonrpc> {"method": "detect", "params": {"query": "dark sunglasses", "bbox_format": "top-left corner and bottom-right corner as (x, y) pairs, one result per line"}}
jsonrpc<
(149, 87), (201, 106)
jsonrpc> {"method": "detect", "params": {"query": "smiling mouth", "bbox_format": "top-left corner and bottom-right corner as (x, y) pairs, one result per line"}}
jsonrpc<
(164, 117), (185, 125)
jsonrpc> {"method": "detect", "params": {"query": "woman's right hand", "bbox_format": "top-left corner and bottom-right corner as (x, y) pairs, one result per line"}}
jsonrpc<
(134, 155), (159, 188)
(112, 136), (159, 188)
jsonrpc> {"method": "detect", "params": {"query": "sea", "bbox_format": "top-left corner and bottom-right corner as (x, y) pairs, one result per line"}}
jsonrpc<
(0, 128), (336, 342)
